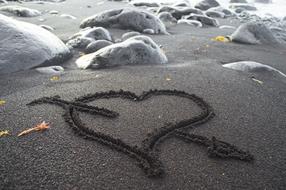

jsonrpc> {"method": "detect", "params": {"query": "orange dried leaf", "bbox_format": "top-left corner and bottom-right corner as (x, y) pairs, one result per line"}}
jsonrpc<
(18, 121), (50, 137)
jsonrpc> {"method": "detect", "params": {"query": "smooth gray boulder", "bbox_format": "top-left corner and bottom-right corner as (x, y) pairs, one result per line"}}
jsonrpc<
(80, 9), (167, 34)
(85, 40), (113, 53)
(0, 6), (41, 17)
(76, 35), (168, 69)
(121, 31), (141, 41)
(158, 12), (177, 28)
(67, 27), (113, 48)
(230, 22), (279, 44)
(157, 6), (203, 20)
(195, 0), (220, 11)
(223, 61), (286, 77)
(185, 14), (219, 27)
(0, 14), (71, 74)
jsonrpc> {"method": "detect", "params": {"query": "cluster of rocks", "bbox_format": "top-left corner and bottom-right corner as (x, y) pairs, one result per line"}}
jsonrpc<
(66, 24), (168, 69)
(76, 35), (168, 69)
(80, 8), (167, 34)
(130, 0), (238, 28)
(1, 0), (285, 74)
(66, 27), (113, 50)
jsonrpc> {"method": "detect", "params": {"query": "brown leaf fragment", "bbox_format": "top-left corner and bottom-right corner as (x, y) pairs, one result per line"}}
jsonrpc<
(18, 121), (50, 137)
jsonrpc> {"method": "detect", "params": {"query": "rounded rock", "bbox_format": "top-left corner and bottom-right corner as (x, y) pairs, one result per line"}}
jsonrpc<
(85, 40), (113, 53)
(76, 35), (168, 69)
(80, 8), (167, 34)
(0, 14), (71, 74)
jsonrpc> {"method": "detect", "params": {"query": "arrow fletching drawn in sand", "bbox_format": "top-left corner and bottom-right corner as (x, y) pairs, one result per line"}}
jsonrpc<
(17, 121), (50, 137)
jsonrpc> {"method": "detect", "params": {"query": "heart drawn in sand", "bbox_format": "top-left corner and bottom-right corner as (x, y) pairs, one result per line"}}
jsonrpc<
(27, 89), (254, 177)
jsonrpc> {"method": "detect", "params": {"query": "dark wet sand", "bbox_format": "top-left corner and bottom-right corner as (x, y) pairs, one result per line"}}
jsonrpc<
(0, 0), (286, 189)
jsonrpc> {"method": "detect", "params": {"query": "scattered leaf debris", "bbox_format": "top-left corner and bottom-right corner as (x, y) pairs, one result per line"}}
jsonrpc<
(50, 76), (60, 81)
(0, 130), (10, 137)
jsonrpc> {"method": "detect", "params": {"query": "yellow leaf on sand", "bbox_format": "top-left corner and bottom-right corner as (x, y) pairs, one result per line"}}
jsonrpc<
(18, 121), (50, 137)
(0, 100), (6, 106)
(0, 130), (10, 137)
(50, 76), (60, 81)
(212, 36), (230, 42)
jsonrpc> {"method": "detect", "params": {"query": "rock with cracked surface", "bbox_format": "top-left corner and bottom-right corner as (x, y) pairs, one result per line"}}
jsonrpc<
(80, 8), (167, 34)
(0, 14), (71, 74)
(76, 35), (168, 69)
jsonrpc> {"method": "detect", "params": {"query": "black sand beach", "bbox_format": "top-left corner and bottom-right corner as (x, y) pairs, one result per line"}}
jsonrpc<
(0, 0), (286, 189)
